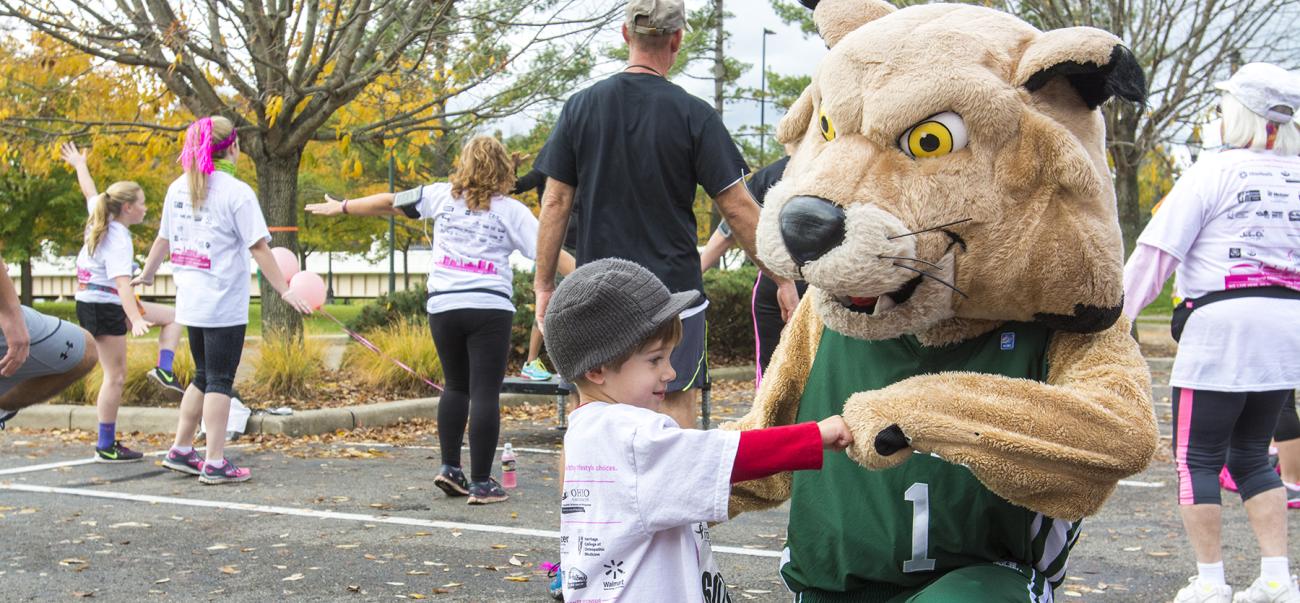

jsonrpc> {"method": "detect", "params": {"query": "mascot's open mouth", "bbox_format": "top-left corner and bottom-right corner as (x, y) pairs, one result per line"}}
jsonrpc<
(834, 275), (924, 316)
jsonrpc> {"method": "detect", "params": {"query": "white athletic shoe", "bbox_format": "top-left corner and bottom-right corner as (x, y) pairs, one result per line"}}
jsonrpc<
(1233, 576), (1300, 603)
(1174, 577), (1233, 603)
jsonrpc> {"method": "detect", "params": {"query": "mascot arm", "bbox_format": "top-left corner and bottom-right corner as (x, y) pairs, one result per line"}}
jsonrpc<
(841, 316), (1156, 519)
(723, 296), (824, 517)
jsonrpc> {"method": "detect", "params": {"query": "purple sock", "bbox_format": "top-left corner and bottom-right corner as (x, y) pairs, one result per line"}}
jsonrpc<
(97, 422), (116, 450)
(158, 349), (175, 373)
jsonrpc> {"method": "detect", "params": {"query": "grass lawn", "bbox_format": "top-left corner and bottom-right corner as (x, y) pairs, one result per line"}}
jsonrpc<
(33, 300), (367, 337)
(1138, 277), (1175, 318)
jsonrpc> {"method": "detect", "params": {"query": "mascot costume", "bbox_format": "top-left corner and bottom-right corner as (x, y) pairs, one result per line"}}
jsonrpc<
(727, 0), (1159, 601)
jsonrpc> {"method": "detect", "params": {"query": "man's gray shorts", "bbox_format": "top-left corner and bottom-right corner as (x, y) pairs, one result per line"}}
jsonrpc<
(0, 306), (87, 397)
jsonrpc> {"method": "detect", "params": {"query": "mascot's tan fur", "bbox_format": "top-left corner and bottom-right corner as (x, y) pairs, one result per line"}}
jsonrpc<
(728, 0), (1158, 523)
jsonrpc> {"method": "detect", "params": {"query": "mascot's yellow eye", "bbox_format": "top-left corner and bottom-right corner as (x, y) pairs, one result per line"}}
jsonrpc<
(898, 112), (968, 159)
(818, 107), (837, 141)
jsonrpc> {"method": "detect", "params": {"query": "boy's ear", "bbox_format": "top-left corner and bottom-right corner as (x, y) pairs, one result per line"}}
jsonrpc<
(583, 367), (606, 386)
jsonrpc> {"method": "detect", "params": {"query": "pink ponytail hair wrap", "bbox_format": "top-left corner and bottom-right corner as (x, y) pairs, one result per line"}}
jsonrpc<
(178, 117), (237, 174)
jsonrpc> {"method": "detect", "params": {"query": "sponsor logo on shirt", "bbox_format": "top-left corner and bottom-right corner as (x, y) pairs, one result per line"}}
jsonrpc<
(1272, 211), (1284, 219)
(1240, 230), (1264, 240)
(578, 536), (606, 557)
(1226, 210), (1251, 220)
(560, 489), (591, 514)
(567, 567), (588, 589)
(1237, 190), (1262, 203)
(1257, 209), (1271, 218)
(999, 332), (1016, 351)
(1229, 248), (1242, 259)
(1267, 190), (1290, 201)
(602, 560), (627, 591)
(1289, 211), (1300, 222)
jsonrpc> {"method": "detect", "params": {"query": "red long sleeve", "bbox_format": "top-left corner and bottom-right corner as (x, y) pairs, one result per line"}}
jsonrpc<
(730, 422), (824, 484)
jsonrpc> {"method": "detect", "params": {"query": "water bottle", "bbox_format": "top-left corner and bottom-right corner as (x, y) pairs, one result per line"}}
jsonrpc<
(501, 442), (517, 489)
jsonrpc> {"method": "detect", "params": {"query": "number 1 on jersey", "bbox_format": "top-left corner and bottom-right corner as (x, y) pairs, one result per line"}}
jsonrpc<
(903, 482), (936, 572)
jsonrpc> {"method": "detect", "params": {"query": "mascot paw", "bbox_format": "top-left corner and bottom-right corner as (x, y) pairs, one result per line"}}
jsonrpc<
(843, 393), (912, 469)
(873, 424), (910, 456)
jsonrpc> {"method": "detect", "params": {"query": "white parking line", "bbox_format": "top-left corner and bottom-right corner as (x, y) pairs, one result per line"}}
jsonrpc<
(0, 444), (250, 477)
(1118, 479), (1165, 488)
(0, 483), (781, 558)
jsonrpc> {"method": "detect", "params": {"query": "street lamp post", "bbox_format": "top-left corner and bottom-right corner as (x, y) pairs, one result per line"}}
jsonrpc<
(1187, 125), (1203, 164)
(759, 28), (775, 166)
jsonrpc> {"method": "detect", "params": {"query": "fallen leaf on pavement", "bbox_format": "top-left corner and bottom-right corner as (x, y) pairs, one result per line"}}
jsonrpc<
(283, 573), (305, 581)
(59, 558), (88, 566)
(504, 576), (530, 582)
(219, 566), (239, 575)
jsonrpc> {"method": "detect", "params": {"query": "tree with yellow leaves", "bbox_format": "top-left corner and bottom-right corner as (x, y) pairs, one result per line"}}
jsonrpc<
(0, 0), (617, 336)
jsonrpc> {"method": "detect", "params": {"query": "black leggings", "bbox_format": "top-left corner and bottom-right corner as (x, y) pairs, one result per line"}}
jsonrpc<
(753, 273), (808, 378)
(1275, 390), (1299, 442)
(187, 325), (246, 397)
(427, 309), (513, 482)
(1171, 386), (1288, 505)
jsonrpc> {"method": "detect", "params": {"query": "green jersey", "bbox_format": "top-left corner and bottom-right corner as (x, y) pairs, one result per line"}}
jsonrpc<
(782, 322), (1078, 602)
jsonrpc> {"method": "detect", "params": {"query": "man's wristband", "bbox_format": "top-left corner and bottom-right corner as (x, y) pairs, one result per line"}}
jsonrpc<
(341, 199), (350, 215)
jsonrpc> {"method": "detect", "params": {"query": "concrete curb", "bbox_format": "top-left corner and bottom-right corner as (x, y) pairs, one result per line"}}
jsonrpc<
(6, 391), (570, 436)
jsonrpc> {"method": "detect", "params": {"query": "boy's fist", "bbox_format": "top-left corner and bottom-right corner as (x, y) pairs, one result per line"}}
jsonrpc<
(818, 415), (854, 451)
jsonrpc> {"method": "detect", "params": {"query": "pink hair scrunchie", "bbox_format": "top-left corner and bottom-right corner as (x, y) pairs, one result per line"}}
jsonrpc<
(178, 117), (237, 174)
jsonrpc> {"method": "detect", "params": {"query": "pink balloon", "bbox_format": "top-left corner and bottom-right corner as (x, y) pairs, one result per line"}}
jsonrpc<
(289, 271), (327, 310)
(271, 247), (300, 281)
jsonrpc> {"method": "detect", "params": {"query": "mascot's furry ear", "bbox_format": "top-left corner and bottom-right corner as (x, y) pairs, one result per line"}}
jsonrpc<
(800, 0), (895, 49)
(1015, 27), (1147, 109)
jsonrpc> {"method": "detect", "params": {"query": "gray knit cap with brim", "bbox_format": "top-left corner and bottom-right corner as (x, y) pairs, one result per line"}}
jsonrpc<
(543, 258), (701, 382)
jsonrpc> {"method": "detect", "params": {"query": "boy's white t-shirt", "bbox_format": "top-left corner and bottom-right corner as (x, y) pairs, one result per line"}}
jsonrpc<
(159, 171), (271, 327)
(561, 402), (740, 603)
(75, 221), (134, 305)
(1137, 148), (1300, 390)
(409, 183), (538, 315)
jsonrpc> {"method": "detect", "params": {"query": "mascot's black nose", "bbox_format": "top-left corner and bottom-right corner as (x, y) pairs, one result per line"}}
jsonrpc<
(780, 195), (846, 265)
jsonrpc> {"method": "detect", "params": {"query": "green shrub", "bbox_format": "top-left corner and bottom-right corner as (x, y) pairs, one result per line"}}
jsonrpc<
(32, 301), (78, 323)
(346, 266), (763, 370)
(249, 336), (325, 399)
(704, 265), (758, 365)
(342, 318), (444, 397)
(59, 341), (196, 407)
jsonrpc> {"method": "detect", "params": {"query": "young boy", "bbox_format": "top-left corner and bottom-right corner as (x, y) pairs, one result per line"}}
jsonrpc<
(543, 258), (853, 602)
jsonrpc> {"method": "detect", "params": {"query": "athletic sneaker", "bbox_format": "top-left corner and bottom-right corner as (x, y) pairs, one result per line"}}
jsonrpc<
(1220, 466), (1240, 492)
(434, 465), (469, 497)
(0, 409), (17, 430)
(1175, 577), (1233, 603)
(95, 440), (144, 463)
(199, 459), (251, 485)
(147, 367), (185, 401)
(520, 358), (553, 381)
(543, 561), (563, 600)
(1234, 575), (1300, 603)
(1285, 483), (1300, 510)
(162, 448), (205, 475)
(467, 478), (508, 505)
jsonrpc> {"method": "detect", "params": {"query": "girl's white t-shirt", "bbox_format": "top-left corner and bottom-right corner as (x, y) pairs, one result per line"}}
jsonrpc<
(159, 172), (271, 327)
(1137, 148), (1300, 390)
(410, 183), (538, 315)
(560, 402), (740, 603)
(75, 219), (134, 305)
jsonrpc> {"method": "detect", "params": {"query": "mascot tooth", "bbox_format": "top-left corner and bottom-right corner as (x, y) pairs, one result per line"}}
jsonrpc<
(726, 0), (1158, 600)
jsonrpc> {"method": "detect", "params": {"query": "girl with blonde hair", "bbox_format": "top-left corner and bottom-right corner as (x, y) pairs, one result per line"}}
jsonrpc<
(308, 135), (544, 504)
(61, 142), (185, 463)
(136, 115), (312, 484)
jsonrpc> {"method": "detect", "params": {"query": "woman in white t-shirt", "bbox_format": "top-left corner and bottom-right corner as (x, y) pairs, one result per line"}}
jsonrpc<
(136, 116), (312, 485)
(60, 143), (186, 464)
(307, 136), (537, 505)
(1123, 63), (1300, 603)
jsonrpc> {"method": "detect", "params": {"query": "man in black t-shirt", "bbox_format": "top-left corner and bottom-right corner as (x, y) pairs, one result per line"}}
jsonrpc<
(533, 0), (796, 429)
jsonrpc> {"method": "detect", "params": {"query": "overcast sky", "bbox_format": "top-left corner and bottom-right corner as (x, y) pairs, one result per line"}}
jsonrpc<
(493, 1), (829, 144)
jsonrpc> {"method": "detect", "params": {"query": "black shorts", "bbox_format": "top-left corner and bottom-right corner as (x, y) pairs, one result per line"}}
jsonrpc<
(76, 301), (128, 337)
